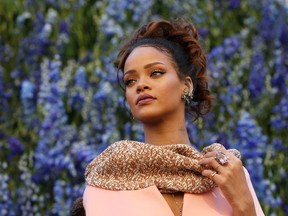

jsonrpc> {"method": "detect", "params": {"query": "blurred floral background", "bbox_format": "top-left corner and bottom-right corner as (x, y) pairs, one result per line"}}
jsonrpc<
(0, 0), (287, 215)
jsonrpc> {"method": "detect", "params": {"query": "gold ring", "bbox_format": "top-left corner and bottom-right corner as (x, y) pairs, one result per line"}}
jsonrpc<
(211, 171), (217, 180)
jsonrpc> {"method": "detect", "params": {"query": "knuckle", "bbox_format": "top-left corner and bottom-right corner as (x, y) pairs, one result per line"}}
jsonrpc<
(218, 177), (227, 185)
(203, 170), (210, 177)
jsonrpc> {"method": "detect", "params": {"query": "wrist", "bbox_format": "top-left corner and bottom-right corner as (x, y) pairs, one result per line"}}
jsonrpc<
(232, 199), (256, 216)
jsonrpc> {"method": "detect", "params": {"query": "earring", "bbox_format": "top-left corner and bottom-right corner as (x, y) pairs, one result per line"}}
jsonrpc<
(182, 89), (193, 105)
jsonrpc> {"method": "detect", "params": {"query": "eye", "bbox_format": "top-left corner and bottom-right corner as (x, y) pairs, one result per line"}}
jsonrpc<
(124, 78), (136, 87)
(151, 70), (165, 77)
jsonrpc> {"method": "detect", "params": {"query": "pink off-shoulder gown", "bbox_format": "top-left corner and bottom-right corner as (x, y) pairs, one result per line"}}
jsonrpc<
(83, 168), (264, 216)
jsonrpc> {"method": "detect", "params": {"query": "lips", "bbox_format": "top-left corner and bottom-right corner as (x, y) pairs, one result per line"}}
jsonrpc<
(136, 94), (156, 105)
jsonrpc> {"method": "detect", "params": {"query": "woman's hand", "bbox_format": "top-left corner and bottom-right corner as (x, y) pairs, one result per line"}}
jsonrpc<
(199, 144), (257, 216)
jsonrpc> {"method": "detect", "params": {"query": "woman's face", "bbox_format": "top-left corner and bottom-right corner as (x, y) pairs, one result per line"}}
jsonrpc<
(123, 46), (190, 123)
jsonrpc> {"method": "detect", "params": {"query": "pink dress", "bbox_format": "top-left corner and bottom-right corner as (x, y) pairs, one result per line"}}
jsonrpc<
(83, 168), (264, 216)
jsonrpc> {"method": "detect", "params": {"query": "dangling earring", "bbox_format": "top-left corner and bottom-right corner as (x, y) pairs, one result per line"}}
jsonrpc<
(181, 89), (193, 105)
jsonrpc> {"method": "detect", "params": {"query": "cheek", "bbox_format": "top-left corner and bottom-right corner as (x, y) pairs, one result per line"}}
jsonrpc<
(163, 79), (183, 98)
(125, 91), (134, 109)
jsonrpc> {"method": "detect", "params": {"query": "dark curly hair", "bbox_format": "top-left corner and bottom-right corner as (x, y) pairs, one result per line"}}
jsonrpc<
(70, 197), (85, 216)
(114, 18), (213, 121)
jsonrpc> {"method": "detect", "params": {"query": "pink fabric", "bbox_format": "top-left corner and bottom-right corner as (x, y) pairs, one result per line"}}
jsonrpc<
(83, 168), (265, 216)
(84, 185), (173, 216)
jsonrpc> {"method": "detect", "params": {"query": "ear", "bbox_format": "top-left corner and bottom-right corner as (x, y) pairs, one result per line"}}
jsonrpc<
(183, 76), (193, 93)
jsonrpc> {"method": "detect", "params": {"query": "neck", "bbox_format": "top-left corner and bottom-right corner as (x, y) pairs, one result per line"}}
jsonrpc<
(143, 117), (190, 146)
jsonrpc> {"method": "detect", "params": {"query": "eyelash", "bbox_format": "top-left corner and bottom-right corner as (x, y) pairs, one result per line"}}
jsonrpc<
(124, 79), (135, 86)
(124, 70), (165, 86)
(151, 70), (165, 76)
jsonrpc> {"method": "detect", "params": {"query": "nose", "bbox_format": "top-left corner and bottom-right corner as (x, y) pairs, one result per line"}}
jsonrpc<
(136, 82), (151, 93)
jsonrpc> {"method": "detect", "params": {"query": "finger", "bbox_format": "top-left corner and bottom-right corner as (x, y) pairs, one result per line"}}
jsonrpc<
(214, 164), (221, 172)
(199, 156), (226, 173)
(203, 150), (217, 158)
(203, 144), (228, 158)
(202, 170), (218, 181)
(226, 150), (240, 160)
(214, 151), (229, 166)
(211, 143), (227, 151)
(216, 143), (227, 151)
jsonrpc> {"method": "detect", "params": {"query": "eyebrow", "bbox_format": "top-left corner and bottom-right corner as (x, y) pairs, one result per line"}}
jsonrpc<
(124, 62), (165, 76)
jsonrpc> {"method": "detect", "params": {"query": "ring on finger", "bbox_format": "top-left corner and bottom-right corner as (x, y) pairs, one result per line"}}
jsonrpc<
(211, 171), (217, 180)
(215, 151), (229, 165)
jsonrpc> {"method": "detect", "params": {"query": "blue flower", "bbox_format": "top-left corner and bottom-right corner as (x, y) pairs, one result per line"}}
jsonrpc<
(198, 28), (209, 39)
(280, 23), (288, 49)
(271, 47), (287, 94)
(228, 0), (241, 10)
(59, 20), (69, 34)
(271, 138), (287, 152)
(232, 111), (268, 201)
(258, 2), (285, 45)
(248, 42), (267, 99)
(74, 66), (87, 88)
(8, 137), (24, 156)
(271, 96), (288, 130)
(69, 92), (85, 111)
(223, 36), (241, 57)
(0, 173), (15, 216)
(0, 67), (9, 112)
(21, 80), (35, 100)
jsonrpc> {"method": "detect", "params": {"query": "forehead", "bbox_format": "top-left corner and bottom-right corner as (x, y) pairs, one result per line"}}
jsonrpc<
(124, 46), (174, 71)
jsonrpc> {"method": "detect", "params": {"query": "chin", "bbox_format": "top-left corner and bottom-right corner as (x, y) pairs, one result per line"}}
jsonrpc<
(134, 112), (165, 124)
(133, 107), (181, 123)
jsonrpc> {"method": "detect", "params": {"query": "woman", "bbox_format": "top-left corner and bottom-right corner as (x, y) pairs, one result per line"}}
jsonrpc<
(81, 18), (264, 216)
